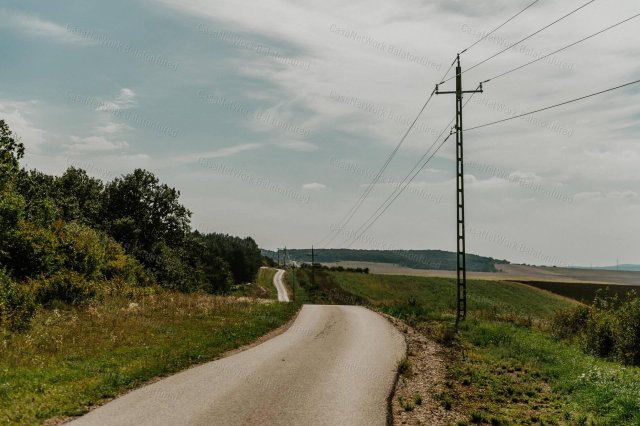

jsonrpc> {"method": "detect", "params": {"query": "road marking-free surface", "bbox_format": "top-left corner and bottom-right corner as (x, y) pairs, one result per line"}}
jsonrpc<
(273, 269), (289, 302)
(69, 305), (406, 426)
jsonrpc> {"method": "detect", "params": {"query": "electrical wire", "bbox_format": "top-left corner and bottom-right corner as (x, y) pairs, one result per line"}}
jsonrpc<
(483, 12), (640, 84)
(339, 87), (482, 248)
(442, 0), (597, 84)
(318, 88), (436, 248)
(459, 0), (541, 55)
(318, 55), (460, 249)
(466, 78), (640, 132)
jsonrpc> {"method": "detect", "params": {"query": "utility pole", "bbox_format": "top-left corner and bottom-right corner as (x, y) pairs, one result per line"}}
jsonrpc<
(284, 246), (288, 267)
(291, 263), (296, 301)
(436, 54), (483, 325)
(307, 245), (315, 287)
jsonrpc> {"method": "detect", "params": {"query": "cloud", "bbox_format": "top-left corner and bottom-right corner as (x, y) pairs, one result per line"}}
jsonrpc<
(66, 135), (129, 152)
(96, 88), (137, 112)
(302, 182), (327, 190)
(0, 9), (91, 45)
(0, 99), (47, 152)
(97, 121), (130, 134)
(273, 140), (318, 151)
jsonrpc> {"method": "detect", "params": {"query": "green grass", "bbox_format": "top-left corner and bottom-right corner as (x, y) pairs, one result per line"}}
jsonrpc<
(330, 272), (572, 321)
(330, 272), (640, 425)
(0, 292), (298, 425)
(257, 267), (278, 299)
(519, 280), (636, 305)
(230, 267), (278, 299)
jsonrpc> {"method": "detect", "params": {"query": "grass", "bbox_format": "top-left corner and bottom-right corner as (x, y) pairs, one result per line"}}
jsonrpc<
(330, 272), (572, 321)
(330, 271), (640, 425)
(397, 357), (412, 377)
(518, 280), (636, 305)
(0, 291), (298, 425)
(230, 267), (278, 299)
(257, 267), (278, 299)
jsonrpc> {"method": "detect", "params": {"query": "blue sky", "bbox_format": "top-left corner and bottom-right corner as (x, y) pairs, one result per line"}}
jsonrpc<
(1, 0), (639, 266)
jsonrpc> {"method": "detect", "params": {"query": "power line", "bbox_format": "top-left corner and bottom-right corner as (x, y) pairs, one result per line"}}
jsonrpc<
(344, 132), (454, 249)
(340, 88), (482, 248)
(459, 0), (541, 55)
(318, 88), (437, 248)
(439, 57), (458, 85)
(466, 78), (640, 132)
(319, 57), (460, 248)
(483, 12), (640, 84)
(442, 0), (597, 84)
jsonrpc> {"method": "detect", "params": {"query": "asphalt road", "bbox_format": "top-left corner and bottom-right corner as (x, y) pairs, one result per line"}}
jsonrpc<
(69, 305), (406, 426)
(273, 269), (290, 302)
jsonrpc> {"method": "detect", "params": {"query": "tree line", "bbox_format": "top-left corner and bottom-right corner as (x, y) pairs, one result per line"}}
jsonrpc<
(0, 119), (261, 330)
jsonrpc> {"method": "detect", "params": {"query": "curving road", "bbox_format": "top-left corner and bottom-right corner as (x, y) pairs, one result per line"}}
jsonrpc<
(273, 269), (289, 302)
(69, 305), (406, 426)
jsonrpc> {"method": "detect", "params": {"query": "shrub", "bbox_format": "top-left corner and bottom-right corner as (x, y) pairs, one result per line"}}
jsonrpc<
(0, 269), (36, 331)
(612, 294), (640, 365)
(58, 221), (109, 279)
(33, 269), (97, 305)
(6, 220), (62, 279)
(552, 293), (640, 365)
(551, 305), (590, 338)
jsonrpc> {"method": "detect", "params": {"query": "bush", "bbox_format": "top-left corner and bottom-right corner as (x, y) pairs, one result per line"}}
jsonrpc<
(551, 305), (590, 338)
(612, 294), (640, 365)
(552, 292), (640, 365)
(0, 269), (36, 331)
(6, 220), (62, 279)
(58, 221), (109, 279)
(33, 269), (97, 305)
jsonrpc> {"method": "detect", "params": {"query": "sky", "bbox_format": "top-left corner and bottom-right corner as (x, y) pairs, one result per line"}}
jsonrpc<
(0, 0), (639, 266)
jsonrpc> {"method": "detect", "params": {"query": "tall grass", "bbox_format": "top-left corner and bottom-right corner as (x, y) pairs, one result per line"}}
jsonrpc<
(0, 291), (298, 425)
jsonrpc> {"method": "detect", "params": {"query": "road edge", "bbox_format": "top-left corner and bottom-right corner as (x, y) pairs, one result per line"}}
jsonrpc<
(54, 305), (303, 425)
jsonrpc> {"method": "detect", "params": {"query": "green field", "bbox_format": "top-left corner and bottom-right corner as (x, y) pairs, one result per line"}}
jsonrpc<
(518, 280), (636, 304)
(330, 272), (640, 425)
(331, 272), (572, 321)
(0, 292), (298, 426)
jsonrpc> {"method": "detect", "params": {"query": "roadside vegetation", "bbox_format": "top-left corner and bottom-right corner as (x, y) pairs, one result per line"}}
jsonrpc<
(0, 293), (297, 425)
(328, 271), (640, 425)
(231, 267), (278, 299)
(0, 119), (300, 425)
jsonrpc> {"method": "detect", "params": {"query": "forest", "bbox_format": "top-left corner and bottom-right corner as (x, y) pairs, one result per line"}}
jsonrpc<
(0, 119), (262, 331)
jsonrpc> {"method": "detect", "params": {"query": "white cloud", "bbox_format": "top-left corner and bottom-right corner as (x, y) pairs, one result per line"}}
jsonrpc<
(97, 121), (130, 134)
(66, 135), (129, 152)
(302, 182), (327, 190)
(273, 140), (318, 151)
(0, 99), (47, 152)
(0, 9), (91, 45)
(96, 88), (137, 112)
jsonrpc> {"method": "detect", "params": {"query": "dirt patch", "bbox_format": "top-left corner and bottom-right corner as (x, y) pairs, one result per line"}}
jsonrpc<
(384, 315), (465, 426)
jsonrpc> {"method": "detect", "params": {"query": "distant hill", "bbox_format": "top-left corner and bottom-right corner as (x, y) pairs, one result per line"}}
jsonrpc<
(261, 249), (508, 272)
(572, 264), (640, 272)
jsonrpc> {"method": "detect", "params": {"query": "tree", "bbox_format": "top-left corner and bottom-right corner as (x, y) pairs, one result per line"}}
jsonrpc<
(0, 119), (25, 192)
(55, 167), (104, 226)
(101, 169), (191, 262)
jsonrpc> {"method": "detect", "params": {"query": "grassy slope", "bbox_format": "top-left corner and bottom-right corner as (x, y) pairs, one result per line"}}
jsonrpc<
(332, 273), (572, 320)
(230, 267), (278, 299)
(331, 272), (640, 425)
(257, 267), (278, 299)
(0, 292), (298, 426)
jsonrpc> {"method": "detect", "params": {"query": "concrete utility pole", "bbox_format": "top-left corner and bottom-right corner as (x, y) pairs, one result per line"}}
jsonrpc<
(307, 246), (316, 287)
(436, 54), (483, 325)
(290, 263), (296, 301)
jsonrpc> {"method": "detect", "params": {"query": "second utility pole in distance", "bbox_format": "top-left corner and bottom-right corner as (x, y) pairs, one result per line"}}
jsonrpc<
(436, 54), (483, 325)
